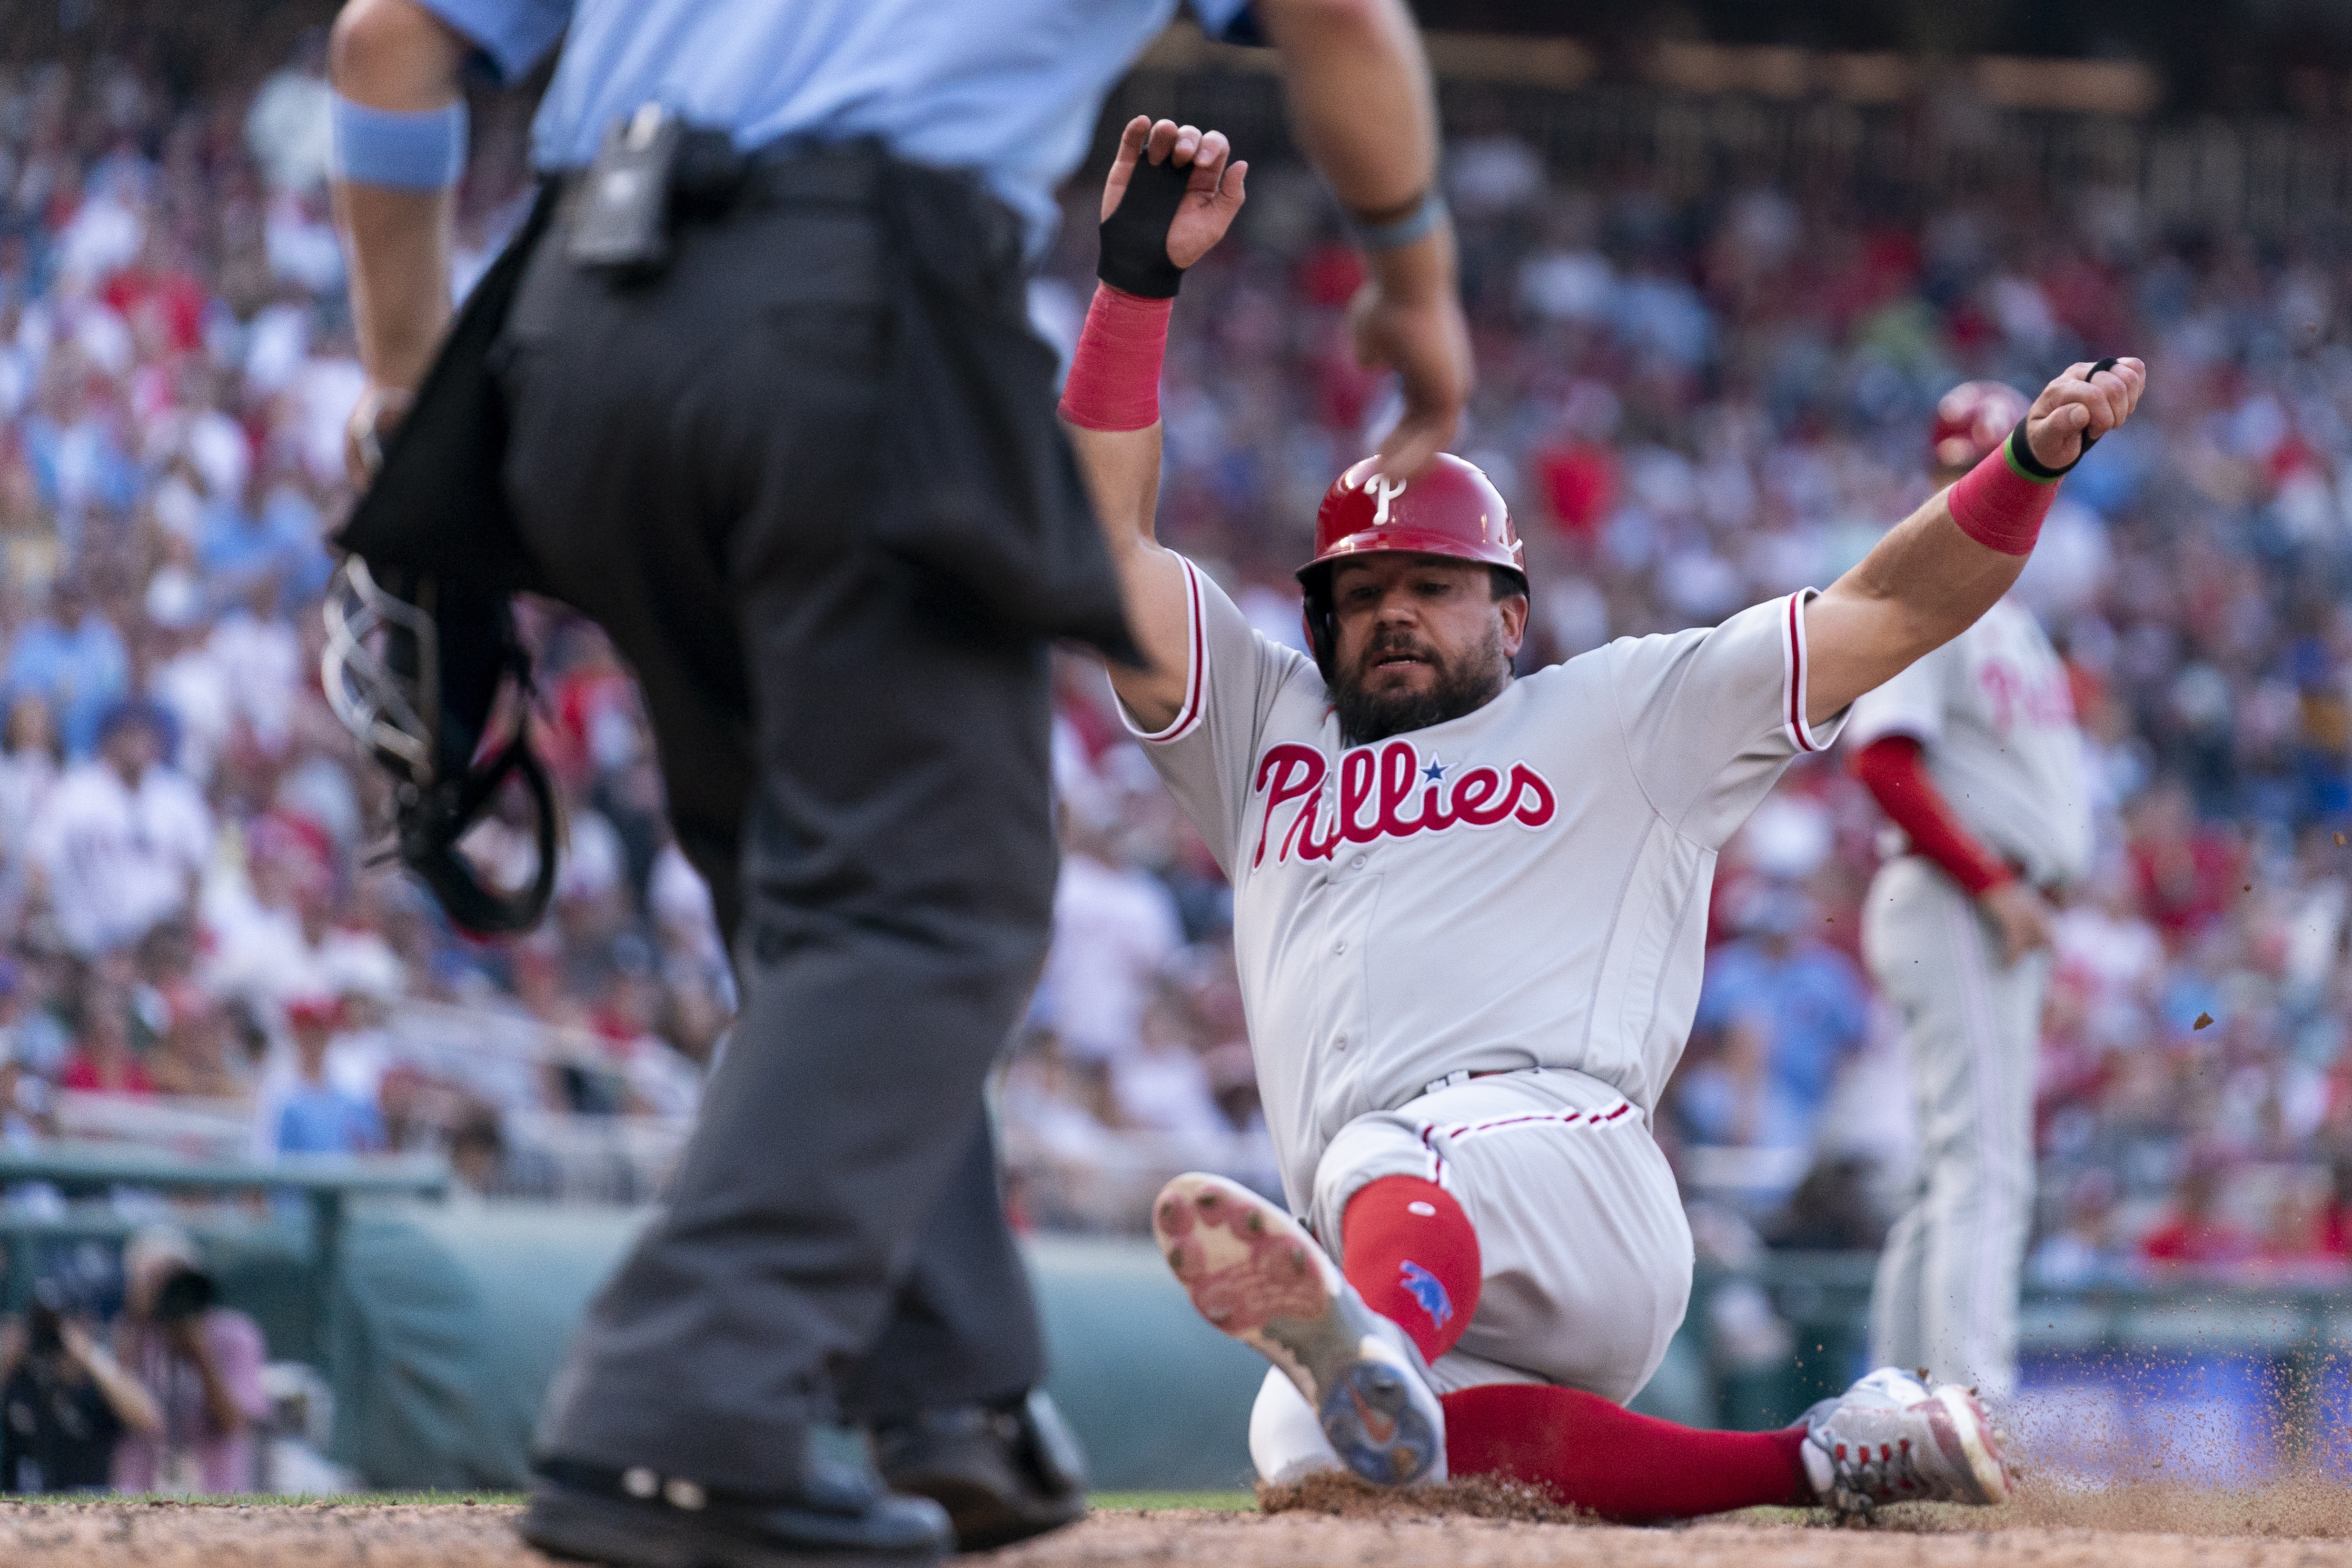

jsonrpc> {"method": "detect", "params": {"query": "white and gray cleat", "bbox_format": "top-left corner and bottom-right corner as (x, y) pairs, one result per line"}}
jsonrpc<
(1152, 1172), (1445, 1487)
(1799, 1367), (2011, 1517)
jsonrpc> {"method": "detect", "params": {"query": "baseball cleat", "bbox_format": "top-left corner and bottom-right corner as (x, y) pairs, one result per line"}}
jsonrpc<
(1152, 1172), (1444, 1487)
(1799, 1366), (2011, 1516)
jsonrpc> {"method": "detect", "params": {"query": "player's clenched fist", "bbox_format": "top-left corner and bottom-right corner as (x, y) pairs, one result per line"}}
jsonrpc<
(2022, 356), (2146, 472)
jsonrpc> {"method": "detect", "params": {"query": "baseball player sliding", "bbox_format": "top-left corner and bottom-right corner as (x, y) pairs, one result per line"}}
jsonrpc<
(1851, 382), (2094, 1405)
(1060, 117), (2142, 1519)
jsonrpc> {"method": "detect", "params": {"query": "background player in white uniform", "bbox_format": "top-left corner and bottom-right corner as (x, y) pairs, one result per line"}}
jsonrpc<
(1849, 383), (2096, 1403)
(1057, 116), (2142, 1519)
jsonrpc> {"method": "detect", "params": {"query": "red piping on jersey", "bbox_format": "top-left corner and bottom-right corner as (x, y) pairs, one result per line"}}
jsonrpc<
(1180, 562), (1204, 733)
(1138, 559), (1206, 745)
(1784, 595), (1816, 752)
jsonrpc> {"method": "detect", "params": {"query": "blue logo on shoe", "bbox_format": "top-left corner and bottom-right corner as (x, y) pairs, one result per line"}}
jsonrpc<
(1397, 1261), (1452, 1328)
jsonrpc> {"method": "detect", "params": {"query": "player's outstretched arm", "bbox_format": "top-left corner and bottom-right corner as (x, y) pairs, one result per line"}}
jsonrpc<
(1802, 358), (2145, 726)
(1062, 116), (1246, 732)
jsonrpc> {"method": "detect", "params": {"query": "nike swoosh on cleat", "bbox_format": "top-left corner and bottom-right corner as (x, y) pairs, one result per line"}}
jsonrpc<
(1349, 1383), (1397, 1445)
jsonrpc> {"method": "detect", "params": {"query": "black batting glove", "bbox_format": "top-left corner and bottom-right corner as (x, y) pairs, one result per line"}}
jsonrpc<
(1097, 153), (1192, 299)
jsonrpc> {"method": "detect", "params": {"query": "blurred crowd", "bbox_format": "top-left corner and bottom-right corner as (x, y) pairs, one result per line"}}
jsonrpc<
(0, 34), (725, 1200)
(10, 20), (2352, 1285)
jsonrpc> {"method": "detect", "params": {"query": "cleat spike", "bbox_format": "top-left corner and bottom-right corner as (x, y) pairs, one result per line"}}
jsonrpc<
(1801, 1369), (2010, 1515)
(1149, 1172), (1443, 1489)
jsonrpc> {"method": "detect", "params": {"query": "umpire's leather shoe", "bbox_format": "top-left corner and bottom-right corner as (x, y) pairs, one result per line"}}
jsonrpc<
(875, 1389), (1089, 1550)
(520, 1454), (951, 1568)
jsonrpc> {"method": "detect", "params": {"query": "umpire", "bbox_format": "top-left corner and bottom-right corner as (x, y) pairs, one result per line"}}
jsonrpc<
(327, 0), (1470, 1562)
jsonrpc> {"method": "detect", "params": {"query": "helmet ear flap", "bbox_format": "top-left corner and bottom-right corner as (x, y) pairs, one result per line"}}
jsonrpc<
(1299, 568), (1336, 683)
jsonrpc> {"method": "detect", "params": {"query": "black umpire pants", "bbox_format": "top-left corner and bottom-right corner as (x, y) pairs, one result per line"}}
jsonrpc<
(494, 165), (1054, 1492)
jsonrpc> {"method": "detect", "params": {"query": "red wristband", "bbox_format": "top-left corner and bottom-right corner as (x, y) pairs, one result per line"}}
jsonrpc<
(1944, 434), (2059, 555)
(1058, 283), (1173, 433)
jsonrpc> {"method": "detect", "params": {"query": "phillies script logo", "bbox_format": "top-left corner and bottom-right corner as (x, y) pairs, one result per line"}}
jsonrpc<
(1977, 658), (2073, 734)
(1250, 740), (1557, 868)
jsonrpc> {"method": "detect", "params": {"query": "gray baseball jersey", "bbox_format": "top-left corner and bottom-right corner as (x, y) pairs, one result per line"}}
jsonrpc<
(1120, 559), (1845, 1213)
(1844, 598), (2091, 889)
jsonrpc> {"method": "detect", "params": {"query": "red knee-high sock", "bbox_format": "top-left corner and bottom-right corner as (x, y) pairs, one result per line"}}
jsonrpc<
(1342, 1176), (1480, 1365)
(1443, 1384), (1812, 1523)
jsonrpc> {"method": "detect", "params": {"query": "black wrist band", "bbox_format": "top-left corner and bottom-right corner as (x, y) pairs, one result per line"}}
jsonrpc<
(2005, 418), (2073, 480)
(1097, 154), (1192, 299)
(2008, 357), (2119, 479)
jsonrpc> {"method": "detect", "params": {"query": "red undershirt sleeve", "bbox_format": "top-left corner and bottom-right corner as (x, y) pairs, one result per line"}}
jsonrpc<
(1849, 735), (2014, 898)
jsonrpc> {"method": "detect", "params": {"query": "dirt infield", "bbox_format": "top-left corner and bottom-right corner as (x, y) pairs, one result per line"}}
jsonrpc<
(17, 1481), (2352, 1567)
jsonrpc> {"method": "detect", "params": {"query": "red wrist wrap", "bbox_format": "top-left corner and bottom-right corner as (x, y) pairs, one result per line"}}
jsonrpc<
(1058, 283), (1173, 433)
(1944, 435), (2059, 555)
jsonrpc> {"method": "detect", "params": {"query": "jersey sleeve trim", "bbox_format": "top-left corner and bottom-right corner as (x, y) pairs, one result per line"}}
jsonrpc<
(1114, 555), (1207, 745)
(1781, 590), (1831, 754)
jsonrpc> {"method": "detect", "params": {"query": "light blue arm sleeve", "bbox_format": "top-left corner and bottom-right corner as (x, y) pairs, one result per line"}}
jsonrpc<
(416, 0), (574, 83)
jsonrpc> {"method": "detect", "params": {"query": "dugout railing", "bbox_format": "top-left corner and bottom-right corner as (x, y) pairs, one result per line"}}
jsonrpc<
(0, 1144), (448, 1367)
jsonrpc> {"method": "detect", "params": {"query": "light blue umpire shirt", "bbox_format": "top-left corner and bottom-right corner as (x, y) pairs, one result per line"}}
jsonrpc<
(418, 0), (1257, 255)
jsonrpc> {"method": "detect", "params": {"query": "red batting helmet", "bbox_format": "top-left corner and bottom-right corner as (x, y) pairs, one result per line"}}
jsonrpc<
(1931, 380), (2030, 473)
(1296, 454), (1526, 680)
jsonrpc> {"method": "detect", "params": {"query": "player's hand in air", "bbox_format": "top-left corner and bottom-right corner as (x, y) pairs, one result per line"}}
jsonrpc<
(1101, 116), (1248, 271)
(2022, 357), (2146, 472)
(1352, 245), (1472, 482)
(1978, 880), (2056, 966)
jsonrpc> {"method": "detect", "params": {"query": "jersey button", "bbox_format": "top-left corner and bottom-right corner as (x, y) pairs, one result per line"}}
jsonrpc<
(1335, 940), (1347, 954)
(1334, 1034), (1348, 1049)
(1351, 855), (1366, 869)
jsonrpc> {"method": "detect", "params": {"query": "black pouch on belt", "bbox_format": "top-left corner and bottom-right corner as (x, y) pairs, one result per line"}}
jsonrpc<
(565, 103), (746, 281)
(869, 153), (1139, 665)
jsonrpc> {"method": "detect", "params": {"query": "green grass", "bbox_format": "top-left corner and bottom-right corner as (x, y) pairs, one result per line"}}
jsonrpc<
(1089, 1490), (1258, 1512)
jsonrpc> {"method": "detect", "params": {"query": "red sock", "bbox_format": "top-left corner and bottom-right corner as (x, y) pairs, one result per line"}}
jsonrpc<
(1443, 1383), (1813, 1523)
(1341, 1176), (1480, 1365)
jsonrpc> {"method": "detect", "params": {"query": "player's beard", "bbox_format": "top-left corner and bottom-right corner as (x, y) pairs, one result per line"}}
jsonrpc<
(1333, 623), (1511, 747)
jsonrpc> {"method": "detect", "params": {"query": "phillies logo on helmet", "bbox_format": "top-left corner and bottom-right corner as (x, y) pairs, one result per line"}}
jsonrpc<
(1249, 738), (1557, 868)
(1303, 454), (1524, 578)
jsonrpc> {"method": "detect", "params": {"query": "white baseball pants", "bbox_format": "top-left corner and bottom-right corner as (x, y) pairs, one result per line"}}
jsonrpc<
(1864, 855), (2051, 1401)
(1250, 1066), (1692, 1482)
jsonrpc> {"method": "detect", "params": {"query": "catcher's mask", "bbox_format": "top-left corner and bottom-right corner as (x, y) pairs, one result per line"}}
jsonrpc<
(322, 558), (557, 935)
